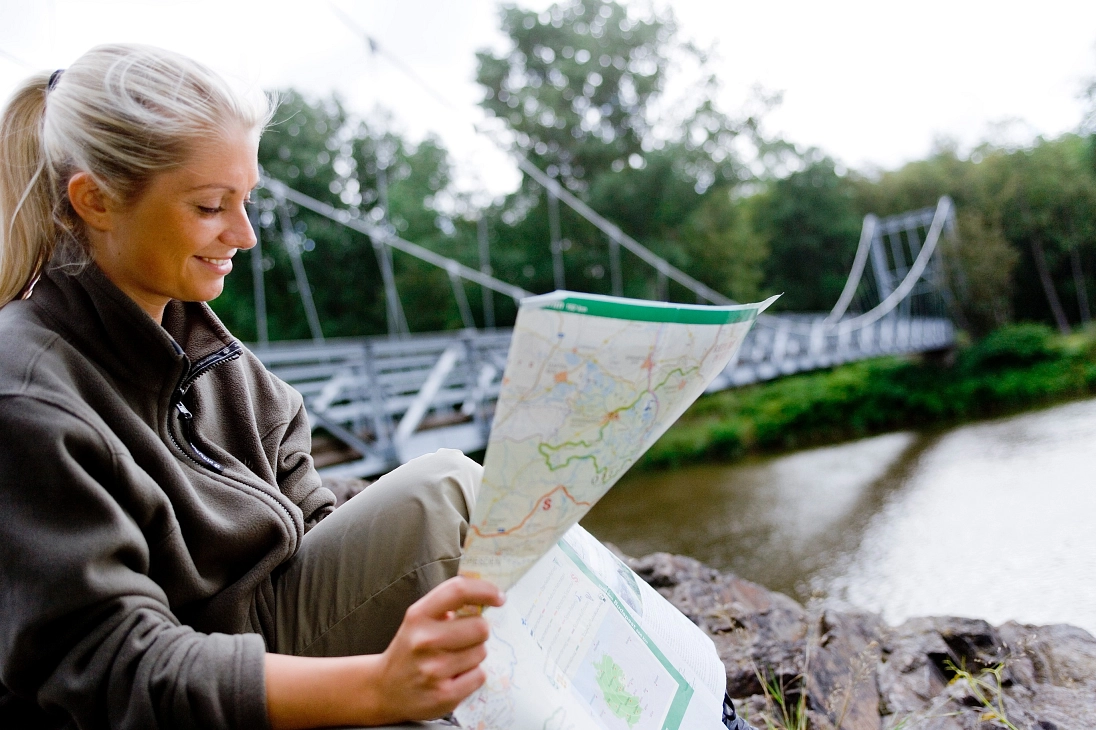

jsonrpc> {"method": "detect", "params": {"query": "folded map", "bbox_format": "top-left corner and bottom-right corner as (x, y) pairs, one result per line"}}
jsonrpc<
(456, 291), (775, 730)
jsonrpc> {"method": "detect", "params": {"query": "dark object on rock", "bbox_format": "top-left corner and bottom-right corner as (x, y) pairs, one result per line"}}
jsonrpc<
(626, 551), (1096, 730)
(322, 476), (371, 506)
(724, 691), (759, 729)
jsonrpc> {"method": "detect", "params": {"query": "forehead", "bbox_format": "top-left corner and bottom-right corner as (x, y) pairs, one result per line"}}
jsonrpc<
(169, 127), (260, 193)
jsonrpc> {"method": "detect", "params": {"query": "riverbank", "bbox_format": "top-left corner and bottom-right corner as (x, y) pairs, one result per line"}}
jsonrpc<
(641, 324), (1096, 470)
(627, 549), (1096, 730)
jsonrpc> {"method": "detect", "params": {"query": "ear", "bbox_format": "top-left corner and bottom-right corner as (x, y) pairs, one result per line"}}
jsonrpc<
(68, 172), (114, 232)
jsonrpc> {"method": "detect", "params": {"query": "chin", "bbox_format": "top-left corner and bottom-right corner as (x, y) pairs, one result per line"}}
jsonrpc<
(186, 281), (226, 303)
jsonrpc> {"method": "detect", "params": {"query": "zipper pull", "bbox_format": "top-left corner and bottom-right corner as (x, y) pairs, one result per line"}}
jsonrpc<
(175, 399), (193, 422)
(174, 400), (224, 473)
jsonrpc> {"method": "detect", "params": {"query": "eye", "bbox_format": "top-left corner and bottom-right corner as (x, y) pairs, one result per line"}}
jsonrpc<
(197, 205), (225, 216)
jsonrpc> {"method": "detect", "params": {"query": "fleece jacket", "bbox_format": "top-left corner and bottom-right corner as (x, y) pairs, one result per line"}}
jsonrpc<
(0, 257), (336, 729)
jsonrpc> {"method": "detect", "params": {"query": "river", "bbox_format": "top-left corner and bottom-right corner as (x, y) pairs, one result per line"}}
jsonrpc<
(581, 396), (1096, 636)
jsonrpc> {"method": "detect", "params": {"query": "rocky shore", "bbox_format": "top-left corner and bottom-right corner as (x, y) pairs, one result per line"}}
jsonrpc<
(322, 477), (1094, 729)
(627, 551), (1096, 730)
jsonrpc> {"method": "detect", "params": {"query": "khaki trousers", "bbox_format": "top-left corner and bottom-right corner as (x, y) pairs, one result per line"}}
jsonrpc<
(270, 448), (480, 728)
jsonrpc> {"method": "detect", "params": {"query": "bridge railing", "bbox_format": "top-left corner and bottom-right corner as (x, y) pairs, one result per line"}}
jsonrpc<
(251, 173), (959, 477)
(254, 312), (953, 478)
(256, 330), (511, 477)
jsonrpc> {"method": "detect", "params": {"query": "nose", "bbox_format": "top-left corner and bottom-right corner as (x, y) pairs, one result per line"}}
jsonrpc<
(225, 201), (258, 251)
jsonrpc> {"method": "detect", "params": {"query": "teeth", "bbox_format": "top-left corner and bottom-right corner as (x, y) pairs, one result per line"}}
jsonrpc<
(199, 257), (230, 265)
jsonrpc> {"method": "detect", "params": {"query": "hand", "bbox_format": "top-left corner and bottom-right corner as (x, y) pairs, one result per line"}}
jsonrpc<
(366, 575), (504, 724)
(265, 576), (504, 729)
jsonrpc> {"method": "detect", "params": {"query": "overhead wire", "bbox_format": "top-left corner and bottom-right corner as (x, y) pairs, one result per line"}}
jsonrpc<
(319, 4), (954, 336)
(0, 46), (36, 71)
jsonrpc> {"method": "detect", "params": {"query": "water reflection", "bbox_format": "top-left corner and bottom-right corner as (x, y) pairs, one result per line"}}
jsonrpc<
(581, 397), (1096, 634)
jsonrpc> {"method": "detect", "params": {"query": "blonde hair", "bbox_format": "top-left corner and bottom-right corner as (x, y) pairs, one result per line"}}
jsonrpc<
(0, 44), (273, 306)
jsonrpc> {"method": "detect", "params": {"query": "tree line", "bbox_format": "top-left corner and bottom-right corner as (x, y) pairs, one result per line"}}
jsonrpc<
(212, 0), (1096, 342)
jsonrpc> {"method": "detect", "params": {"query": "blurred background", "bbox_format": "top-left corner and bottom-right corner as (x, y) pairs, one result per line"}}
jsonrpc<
(4, 1), (1095, 634)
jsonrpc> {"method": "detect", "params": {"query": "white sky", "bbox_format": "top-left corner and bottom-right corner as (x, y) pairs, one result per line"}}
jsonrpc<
(2, 0), (1094, 199)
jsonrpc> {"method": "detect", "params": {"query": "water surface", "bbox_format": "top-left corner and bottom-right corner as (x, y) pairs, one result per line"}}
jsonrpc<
(581, 397), (1096, 635)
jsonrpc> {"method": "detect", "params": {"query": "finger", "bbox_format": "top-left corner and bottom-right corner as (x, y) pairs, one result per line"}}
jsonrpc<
(426, 641), (490, 682)
(415, 576), (504, 619)
(423, 615), (492, 652)
(440, 664), (488, 706)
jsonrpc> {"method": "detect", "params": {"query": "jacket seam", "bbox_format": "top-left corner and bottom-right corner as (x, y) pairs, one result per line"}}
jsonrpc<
(0, 392), (125, 468)
(16, 331), (61, 395)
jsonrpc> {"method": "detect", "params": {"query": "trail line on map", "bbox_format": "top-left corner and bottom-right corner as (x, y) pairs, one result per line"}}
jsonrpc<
(470, 484), (593, 539)
(535, 364), (702, 477)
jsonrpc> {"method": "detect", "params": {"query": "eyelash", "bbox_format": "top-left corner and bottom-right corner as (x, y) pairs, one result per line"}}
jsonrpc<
(197, 196), (254, 216)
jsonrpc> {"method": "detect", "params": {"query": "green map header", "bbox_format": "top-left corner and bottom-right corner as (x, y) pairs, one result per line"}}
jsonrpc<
(523, 291), (779, 325)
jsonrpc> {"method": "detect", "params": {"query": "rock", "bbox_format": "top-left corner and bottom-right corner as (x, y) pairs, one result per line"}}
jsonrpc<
(803, 610), (883, 730)
(627, 551), (1096, 730)
(629, 552), (809, 698)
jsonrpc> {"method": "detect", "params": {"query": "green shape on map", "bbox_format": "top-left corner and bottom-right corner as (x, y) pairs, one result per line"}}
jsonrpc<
(594, 654), (643, 727)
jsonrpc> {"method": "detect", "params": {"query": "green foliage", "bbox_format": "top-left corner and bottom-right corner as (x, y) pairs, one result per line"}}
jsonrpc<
(960, 323), (1057, 372)
(208, 4), (1096, 341)
(750, 155), (863, 311)
(478, 0), (670, 187)
(476, 0), (767, 304)
(752, 668), (808, 730)
(849, 136), (1096, 332)
(640, 325), (1096, 470)
(211, 91), (484, 340)
(944, 209), (1018, 335)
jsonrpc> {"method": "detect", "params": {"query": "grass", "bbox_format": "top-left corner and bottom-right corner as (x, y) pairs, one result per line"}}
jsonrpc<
(882, 660), (1019, 730)
(752, 667), (808, 730)
(639, 324), (1096, 470)
(749, 654), (1021, 730)
(944, 661), (1019, 730)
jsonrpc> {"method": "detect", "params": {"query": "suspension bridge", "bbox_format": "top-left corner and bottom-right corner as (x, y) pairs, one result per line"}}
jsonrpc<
(246, 164), (957, 478)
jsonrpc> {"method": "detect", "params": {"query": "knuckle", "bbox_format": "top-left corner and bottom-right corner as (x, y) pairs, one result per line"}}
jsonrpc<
(408, 628), (436, 654)
(466, 667), (487, 690)
(422, 657), (447, 682)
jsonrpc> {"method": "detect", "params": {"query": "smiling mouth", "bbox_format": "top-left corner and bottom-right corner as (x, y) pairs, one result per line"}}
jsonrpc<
(197, 256), (232, 266)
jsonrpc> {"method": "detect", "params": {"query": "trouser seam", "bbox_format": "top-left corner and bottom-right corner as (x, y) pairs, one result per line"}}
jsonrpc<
(296, 554), (461, 655)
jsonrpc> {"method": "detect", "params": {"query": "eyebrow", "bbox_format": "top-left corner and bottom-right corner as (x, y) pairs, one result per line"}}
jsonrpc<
(184, 183), (259, 194)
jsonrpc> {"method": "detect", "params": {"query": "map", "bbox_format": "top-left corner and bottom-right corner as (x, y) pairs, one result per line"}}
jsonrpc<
(593, 655), (642, 727)
(454, 525), (729, 730)
(460, 291), (776, 591)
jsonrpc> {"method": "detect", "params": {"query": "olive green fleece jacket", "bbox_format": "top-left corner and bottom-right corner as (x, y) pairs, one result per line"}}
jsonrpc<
(0, 258), (336, 729)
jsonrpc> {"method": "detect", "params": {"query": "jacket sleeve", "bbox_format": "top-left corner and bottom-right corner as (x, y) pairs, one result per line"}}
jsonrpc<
(0, 396), (270, 730)
(262, 380), (335, 531)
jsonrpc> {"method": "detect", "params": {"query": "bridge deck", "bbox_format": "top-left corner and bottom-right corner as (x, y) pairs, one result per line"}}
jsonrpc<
(254, 314), (953, 479)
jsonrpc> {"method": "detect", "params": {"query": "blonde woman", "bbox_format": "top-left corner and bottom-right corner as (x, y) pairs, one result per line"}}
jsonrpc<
(0, 44), (501, 729)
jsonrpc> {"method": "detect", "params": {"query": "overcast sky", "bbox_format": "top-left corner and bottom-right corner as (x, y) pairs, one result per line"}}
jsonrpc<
(2, 0), (1094, 198)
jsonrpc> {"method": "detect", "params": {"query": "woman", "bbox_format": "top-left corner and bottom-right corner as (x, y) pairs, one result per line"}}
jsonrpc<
(0, 44), (502, 729)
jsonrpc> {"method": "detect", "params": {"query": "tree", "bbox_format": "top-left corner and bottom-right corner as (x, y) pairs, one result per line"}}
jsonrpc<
(751, 155), (862, 312)
(476, 0), (766, 304)
(211, 91), (481, 341)
(849, 136), (1096, 333)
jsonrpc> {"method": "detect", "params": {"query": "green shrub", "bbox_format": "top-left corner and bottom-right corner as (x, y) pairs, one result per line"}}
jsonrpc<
(638, 327), (1096, 471)
(960, 323), (1057, 372)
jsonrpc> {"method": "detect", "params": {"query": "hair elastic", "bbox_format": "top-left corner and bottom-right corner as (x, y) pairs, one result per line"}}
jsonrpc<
(47, 69), (64, 91)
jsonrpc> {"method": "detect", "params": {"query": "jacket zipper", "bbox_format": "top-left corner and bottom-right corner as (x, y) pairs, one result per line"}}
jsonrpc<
(168, 342), (243, 473)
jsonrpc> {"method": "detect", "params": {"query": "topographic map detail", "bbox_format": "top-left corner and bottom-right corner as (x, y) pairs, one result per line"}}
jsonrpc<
(460, 292), (773, 591)
(594, 655), (643, 727)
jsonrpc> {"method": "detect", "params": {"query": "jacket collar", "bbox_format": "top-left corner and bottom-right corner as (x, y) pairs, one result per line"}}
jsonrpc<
(31, 251), (237, 394)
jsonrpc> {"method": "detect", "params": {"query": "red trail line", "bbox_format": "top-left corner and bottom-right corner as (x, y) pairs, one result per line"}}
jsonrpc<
(470, 484), (592, 539)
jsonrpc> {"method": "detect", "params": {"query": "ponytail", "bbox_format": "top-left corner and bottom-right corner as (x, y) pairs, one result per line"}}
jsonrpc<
(0, 73), (55, 306)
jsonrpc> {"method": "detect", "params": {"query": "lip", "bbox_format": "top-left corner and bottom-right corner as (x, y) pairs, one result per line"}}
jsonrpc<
(195, 254), (234, 275)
